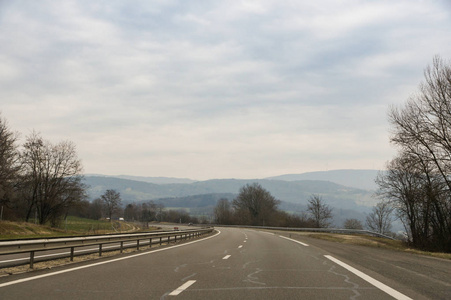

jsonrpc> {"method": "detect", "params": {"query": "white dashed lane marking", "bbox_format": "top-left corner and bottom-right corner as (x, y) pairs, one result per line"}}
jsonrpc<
(169, 280), (196, 296)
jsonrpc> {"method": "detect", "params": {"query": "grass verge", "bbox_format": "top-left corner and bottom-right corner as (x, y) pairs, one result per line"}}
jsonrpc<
(0, 218), (151, 240)
(305, 232), (451, 260)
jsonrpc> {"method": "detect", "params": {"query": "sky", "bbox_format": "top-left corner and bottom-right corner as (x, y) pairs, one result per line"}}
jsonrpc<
(1, 1), (451, 180)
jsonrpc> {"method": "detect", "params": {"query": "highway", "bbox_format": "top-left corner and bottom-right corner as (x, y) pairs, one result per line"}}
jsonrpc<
(0, 227), (449, 299)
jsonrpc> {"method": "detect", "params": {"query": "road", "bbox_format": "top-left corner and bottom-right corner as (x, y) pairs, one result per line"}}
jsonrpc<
(0, 227), (449, 299)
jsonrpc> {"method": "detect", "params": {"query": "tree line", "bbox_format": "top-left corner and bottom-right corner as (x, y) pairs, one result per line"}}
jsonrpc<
(213, 183), (394, 233)
(73, 189), (208, 225)
(213, 183), (335, 228)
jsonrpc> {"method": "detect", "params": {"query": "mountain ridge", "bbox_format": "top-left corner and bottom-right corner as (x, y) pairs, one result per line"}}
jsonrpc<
(83, 175), (376, 211)
(265, 169), (381, 190)
(81, 170), (386, 228)
(86, 169), (380, 190)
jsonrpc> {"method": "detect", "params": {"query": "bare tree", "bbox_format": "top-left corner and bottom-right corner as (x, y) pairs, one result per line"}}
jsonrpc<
(155, 203), (165, 222)
(0, 114), (21, 211)
(232, 183), (280, 226)
(366, 201), (393, 235)
(344, 218), (363, 230)
(307, 194), (333, 228)
(20, 132), (86, 226)
(140, 200), (157, 227)
(101, 189), (122, 221)
(124, 203), (138, 222)
(376, 153), (447, 247)
(214, 198), (232, 225)
(88, 198), (104, 220)
(389, 56), (451, 190)
(380, 56), (451, 251)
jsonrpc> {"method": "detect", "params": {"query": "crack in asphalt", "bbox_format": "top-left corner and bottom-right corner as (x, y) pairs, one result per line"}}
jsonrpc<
(243, 268), (266, 286)
(174, 263), (187, 273)
(327, 264), (361, 299)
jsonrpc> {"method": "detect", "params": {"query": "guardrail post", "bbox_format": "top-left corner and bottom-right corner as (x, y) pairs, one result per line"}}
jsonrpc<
(120, 241), (123, 253)
(99, 244), (103, 256)
(30, 251), (35, 269)
(137, 239), (140, 250)
(70, 247), (74, 261)
(149, 238), (152, 248)
(174, 235), (177, 243)
(160, 237), (162, 245)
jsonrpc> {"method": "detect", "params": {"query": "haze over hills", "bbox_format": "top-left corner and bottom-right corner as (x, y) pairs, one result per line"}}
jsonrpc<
(266, 169), (381, 190)
(86, 169), (380, 190)
(83, 169), (382, 227)
(84, 176), (376, 209)
(85, 174), (195, 184)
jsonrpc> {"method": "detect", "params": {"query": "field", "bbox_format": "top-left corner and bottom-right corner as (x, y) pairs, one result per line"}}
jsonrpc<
(0, 217), (143, 240)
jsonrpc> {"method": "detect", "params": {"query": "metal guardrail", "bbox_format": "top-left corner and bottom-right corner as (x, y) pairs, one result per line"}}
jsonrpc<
(0, 227), (214, 268)
(215, 225), (396, 240)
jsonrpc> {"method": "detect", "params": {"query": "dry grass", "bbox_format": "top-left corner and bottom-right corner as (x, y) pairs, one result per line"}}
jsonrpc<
(304, 232), (451, 260)
(0, 221), (66, 239)
(0, 219), (154, 240)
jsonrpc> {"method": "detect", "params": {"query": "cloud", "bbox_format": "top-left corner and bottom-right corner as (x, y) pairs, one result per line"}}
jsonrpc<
(1, 0), (450, 179)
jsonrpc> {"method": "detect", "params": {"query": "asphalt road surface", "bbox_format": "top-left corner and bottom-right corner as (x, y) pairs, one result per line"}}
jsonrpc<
(0, 227), (449, 299)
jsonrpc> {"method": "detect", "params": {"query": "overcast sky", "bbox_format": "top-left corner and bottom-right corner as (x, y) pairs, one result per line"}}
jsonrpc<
(1, 1), (451, 180)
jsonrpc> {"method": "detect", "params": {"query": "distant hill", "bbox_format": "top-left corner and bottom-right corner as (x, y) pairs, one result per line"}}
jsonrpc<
(83, 174), (385, 227)
(115, 175), (195, 184)
(153, 193), (235, 209)
(85, 174), (195, 184)
(266, 169), (381, 190)
(85, 169), (381, 191)
(82, 171), (390, 228)
(83, 176), (377, 211)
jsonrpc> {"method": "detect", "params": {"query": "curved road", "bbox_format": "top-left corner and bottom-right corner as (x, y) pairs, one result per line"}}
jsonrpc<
(0, 227), (449, 299)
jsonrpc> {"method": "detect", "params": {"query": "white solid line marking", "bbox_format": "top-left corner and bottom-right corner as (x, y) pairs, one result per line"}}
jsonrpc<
(279, 235), (309, 246)
(238, 245), (243, 248)
(169, 280), (196, 296)
(223, 255), (231, 260)
(325, 255), (412, 300)
(0, 231), (221, 288)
